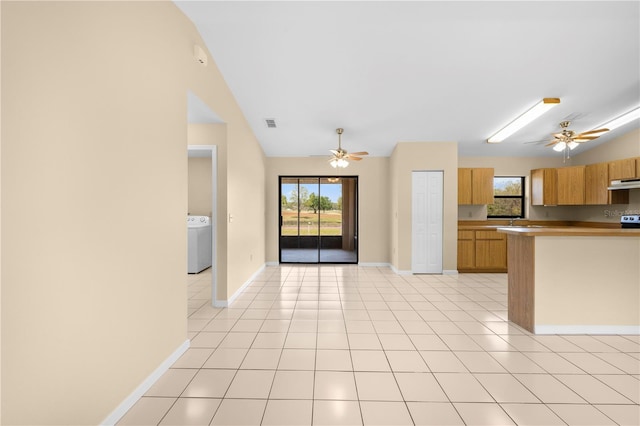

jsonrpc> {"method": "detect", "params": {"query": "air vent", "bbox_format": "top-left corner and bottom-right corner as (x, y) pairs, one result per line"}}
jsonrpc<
(265, 118), (277, 128)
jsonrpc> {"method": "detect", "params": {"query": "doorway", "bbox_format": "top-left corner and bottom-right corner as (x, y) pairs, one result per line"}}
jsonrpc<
(279, 176), (358, 264)
(187, 145), (218, 305)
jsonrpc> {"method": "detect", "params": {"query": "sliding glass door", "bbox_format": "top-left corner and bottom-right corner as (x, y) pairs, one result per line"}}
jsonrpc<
(279, 176), (358, 264)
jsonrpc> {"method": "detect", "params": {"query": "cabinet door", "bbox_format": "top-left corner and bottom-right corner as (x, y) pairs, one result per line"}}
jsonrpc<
(458, 168), (472, 205)
(474, 231), (507, 269)
(531, 168), (557, 206)
(609, 158), (636, 181)
(557, 166), (585, 205)
(472, 168), (495, 205)
(636, 157), (640, 178)
(457, 230), (475, 269)
(585, 163), (608, 205)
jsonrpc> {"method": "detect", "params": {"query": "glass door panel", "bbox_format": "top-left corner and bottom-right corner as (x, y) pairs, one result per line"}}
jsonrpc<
(280, 177), (319, 263)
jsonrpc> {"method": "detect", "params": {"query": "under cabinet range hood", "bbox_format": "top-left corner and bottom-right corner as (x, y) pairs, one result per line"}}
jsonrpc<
(608, 178), (640, 190)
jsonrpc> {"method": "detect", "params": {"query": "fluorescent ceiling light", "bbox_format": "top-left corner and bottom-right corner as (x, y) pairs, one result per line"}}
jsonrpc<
(596, 106), (640, 131)
(487, 98), (560, 143)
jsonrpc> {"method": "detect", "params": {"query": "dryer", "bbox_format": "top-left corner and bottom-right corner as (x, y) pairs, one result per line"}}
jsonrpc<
(187, 216), (212, 273)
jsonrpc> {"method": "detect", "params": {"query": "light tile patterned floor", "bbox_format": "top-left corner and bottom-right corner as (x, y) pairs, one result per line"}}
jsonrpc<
(118, 265), (640, 425)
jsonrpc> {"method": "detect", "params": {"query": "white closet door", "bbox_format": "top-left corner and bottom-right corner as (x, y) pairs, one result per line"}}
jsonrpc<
(411, 171), (443, 273)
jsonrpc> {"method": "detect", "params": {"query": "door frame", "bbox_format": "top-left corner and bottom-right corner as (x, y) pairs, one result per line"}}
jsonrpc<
(278, 175), (359, 264)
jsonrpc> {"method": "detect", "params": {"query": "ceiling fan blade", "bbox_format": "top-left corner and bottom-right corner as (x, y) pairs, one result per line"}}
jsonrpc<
(572, 136), (598, 141)
(349, 156), (363, 161)
(545, 141), (558, 147)
(523, 139), (549, 145)
(329, 149), (339, 156)
(577, 128), (609, 136)
(552, 133), (564, 138)
(349, 151), (369, 156)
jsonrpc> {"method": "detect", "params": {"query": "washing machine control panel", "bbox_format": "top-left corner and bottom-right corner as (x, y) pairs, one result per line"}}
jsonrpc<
(187, 216), (210, 226)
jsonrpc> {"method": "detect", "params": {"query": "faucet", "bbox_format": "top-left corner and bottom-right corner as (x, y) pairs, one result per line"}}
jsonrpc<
(509, 218), (515, 226)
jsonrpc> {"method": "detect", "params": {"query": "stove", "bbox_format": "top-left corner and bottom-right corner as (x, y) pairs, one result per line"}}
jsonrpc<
(620, 215), (640, 228)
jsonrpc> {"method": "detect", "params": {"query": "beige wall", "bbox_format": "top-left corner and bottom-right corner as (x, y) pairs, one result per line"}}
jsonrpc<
(390, 142), (458, 272)
(1, 2), (265, 424)
(459, 128), (640, 223)
(188, 158), (213, 216)
(265, 157), (390, 264)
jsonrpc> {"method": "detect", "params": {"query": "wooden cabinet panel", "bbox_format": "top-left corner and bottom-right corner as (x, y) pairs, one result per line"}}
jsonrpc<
(458, 168), (472, 205)
(530, 168), (557, 206)
(457, 230), (475, 270)
(475, 230), (504, 240)
(609, 158), (636, 181)
(472, 168), (495, 204)
(636, 158), (640, 178)
(475, 239), (507, 269)
(585, 163), (608, 205)
(458, 168), (494, 205)
(557, 166), (585, 205)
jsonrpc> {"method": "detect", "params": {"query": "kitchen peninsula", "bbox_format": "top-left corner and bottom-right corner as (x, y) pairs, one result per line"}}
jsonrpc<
(498, 226), (640, 335)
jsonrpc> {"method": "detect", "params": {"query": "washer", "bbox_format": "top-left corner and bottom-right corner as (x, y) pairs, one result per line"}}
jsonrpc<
(187, 215), (212, 274)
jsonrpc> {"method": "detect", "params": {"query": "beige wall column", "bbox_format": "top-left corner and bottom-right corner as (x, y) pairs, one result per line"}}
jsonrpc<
(390, 142), (458, 273)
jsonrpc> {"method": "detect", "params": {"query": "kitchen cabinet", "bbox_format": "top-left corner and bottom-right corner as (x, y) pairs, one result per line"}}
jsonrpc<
(636, 157), (640, 178)
(458, 169), (472, 204)
(458, 228), (507, 272)
(585, 163), (608, 205)
(530, 168), (557, 206)
(475, 230), (507, 270)
(458, 168), (494, 205)
(457, 230), (475, 270)
(609, 158), (636, 181)
(556, 165), (585, 205)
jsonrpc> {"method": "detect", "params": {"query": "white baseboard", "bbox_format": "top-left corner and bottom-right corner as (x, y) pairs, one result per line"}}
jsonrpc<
(101, 339), (190, 426)
(443, 269), (459, 275)
(358, 262), (391, 267)
(389, 264), (412, 275)
(535, 325), (640, 335)
(224, 263), (266, 306)
(266, 261), (279, 266)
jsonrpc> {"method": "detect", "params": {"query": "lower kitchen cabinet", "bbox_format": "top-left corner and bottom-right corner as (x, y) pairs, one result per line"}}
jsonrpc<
(457, 230), (475, 270)
(458, 228), (507, 272)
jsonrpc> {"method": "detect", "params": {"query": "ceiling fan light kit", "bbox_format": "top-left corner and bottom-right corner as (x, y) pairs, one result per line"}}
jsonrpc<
(487, 98), (560, 143)
(328, 128), (368, 168)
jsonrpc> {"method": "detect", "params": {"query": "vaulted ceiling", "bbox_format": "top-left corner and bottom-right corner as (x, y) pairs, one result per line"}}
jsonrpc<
(178, 1), (640, 158)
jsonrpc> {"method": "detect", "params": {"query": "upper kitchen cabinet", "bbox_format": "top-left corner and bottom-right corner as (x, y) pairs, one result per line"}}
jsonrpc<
(609, 158), (636, 182)
(557, 165), (585, 205)
(530, 168), (557, 206)
(458, 168), (494, 205)
(585, 163), (608, 205)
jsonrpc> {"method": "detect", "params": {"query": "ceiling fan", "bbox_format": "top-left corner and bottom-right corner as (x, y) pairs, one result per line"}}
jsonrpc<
(544, 120), (609, 152)
(329, 128), (368, 168)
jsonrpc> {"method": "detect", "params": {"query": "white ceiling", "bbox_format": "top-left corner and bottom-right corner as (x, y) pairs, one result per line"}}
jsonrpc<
(178, 1), (640, 158)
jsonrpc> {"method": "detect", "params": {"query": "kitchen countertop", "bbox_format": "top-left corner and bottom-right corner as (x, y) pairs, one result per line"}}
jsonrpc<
(497, 226), (640, 237)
